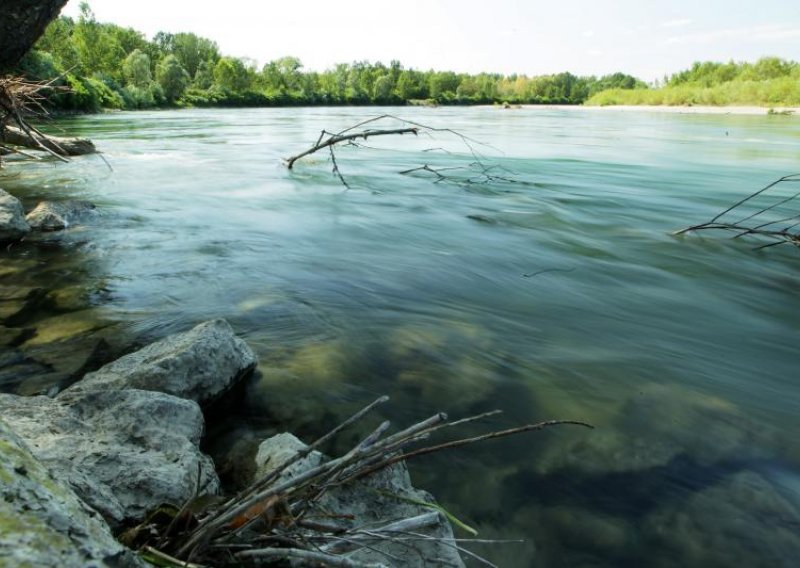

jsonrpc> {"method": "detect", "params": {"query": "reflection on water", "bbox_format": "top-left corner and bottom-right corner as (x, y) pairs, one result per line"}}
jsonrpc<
(2, 107), (799, 567)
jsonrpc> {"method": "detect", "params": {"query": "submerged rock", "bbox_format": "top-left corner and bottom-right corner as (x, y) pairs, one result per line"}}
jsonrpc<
(69, 319), (257, 405)
(0, 285), (44, 323)
(0, 418), (144, 567)
(0, 188), (30, 242)
(0, 389), (219, 527)
(255, 432), (467, 568)
(641, 468), (800, 568)
(25, 200), (97, 231)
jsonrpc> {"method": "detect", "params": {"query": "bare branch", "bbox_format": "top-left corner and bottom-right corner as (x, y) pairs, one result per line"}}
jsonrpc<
(675, 174), (800, 249)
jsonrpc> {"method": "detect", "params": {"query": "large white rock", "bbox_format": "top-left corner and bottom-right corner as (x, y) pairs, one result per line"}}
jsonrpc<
(0, 188), (30, 242)
(68, 319), (257, 405)
(0, 418), (144, 567)
(0, 389), (220, 527)
(255, 433), (467, 568)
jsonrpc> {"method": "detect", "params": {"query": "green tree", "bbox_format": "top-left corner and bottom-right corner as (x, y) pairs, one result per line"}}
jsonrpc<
(193, 60), (214, 89)
(373, 74), (393, 102)
(72, 2), (124, 78)
(213, 57), (250, 92)
(123, 49), (151, 88)
(171, 32), (220, 79)
(34, 16), (79, 71)
(156, 54), (190, 102)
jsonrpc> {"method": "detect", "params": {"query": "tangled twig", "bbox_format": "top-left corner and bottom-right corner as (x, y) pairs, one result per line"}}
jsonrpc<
(675, 174), (800, 250)
(0, 75), (96, 166)
(127, 396), (591, 566)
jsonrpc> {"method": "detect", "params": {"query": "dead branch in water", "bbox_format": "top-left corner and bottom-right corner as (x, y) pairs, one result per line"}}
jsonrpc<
(284, 114), (519, 189)
(285, 126), (420, 169)
(127, 395), (591, 567)
(675, 174), (800, 250)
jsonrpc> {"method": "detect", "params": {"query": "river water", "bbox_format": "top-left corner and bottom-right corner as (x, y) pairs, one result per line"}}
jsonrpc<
(1, 107), (799, 567)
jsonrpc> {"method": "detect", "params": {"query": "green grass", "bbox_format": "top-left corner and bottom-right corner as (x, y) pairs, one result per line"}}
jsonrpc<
(586, 77), (800, 107)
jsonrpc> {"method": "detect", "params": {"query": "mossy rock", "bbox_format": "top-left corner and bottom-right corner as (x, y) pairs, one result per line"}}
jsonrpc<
(0, 418), (143, 567)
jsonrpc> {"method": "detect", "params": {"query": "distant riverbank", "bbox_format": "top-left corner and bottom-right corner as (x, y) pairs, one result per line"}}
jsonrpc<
(483, 104), (799, 116)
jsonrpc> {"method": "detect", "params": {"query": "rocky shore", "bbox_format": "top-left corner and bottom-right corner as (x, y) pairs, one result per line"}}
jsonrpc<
(0, 318), (466, 567)
(1, 188), (466, 567)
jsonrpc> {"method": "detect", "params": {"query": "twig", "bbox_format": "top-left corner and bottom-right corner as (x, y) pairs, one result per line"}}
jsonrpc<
(233, 547), (389, 568)
(675, 174), (800, 249)
(345, 420), (593, 483)
(523, 267), (576, 279)
(167, 398), (591, 567)
(140, 545), (207, 568)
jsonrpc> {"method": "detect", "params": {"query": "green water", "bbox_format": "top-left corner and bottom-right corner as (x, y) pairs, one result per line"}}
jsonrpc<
(1, 107), (799, 567)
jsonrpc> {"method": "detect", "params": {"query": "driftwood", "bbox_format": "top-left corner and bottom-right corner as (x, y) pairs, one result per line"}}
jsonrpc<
(1, 124), (95, 156)
(0, 75), (96, 165)
(124, 395), (591, 567)
(284, 114), (521, 189)
(675, 174), (800, 250)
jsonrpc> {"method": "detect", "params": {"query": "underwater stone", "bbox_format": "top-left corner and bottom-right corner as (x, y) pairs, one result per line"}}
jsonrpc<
(0, 188), (30, 242)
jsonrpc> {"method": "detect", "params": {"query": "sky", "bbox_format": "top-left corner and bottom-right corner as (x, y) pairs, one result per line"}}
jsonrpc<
(61, 0), (800, 82)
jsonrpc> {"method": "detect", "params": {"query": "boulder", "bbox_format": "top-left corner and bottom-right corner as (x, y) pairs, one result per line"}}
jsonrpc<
(0, 188), (30, 242)
(67, 319), (257, 405)
(0, 389), (220, 527)
(25, 200), (97, 231)
(255, 433), (466, 568)
(0, 418), (144, 567)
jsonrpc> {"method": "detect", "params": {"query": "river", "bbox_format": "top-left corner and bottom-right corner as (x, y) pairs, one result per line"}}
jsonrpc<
(1, 106), (799, 567)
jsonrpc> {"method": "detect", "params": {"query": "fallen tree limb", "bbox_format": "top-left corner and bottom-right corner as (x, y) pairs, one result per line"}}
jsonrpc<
(285, 127), (418, 169)
(0, 124), (95, 156)
(283, 114), (521, 189)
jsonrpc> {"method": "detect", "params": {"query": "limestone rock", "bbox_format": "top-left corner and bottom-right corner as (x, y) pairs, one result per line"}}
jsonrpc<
(0, 188), (30, 242)
(0, 418), (144, 567)
(255, 433), (466, 568)
(68, 319), (257, 405)
(0, 389), (220, 527)
(25, 200), (97, 231)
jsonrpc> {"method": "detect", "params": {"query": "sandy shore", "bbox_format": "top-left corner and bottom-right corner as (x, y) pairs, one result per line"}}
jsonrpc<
(483, 104), (799, 116)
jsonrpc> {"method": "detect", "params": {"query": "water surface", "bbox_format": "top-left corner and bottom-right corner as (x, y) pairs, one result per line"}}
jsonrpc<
(1, 107), (799, 567)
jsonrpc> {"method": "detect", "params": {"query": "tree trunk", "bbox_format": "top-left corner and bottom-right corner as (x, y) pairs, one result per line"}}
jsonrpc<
(1, 125), (96, 156)
(0, 0), (70, 72)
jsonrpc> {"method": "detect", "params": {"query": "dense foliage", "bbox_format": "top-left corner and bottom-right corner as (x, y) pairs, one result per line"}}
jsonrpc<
(17, 2), (645, 111)
(16, 3), (798, 111)
(586, 57), (800, 107)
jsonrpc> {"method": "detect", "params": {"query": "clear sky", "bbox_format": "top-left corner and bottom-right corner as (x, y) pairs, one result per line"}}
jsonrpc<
(61, 0), (800, 82)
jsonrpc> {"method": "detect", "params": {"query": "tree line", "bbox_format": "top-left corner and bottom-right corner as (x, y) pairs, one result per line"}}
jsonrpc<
(587, 57), (800, 107)
(16, 3), (797, 111)
(16, 2), (646, 111)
